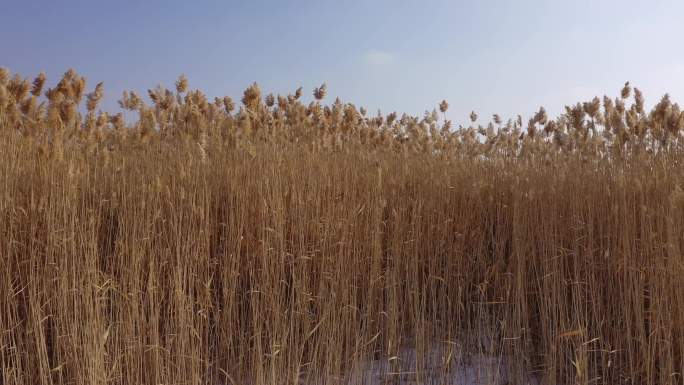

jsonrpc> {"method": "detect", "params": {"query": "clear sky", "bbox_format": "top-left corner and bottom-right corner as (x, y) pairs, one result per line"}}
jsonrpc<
(3, 0), (684, 124)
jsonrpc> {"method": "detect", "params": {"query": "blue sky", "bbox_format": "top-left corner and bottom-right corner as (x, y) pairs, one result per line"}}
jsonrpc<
(3, 0), (684, 124)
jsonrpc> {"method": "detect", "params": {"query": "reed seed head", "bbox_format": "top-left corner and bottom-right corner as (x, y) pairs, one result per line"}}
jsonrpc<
(313, 83), (327, 101)
(439, 100), (449, 113)
(176, 74), (189, 94)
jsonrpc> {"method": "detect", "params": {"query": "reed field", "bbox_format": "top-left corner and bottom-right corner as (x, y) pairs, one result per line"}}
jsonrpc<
(1, 68), (684, 385)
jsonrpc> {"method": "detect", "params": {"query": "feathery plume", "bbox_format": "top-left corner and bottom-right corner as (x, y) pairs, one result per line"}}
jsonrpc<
(533, 106), (548, 125)
(86, 82), (104, 112)
(313, 83), (327, 101)
(265, 93), (275, 107)
(439, 100), (449, 113)
(31, 72), (47, 97)
(634, 88), (645, 114)
(621, 81), (631, 99)
(241, 82), (261, 110)
(223, 96), (235, 113)
(176, 74), (189, 94)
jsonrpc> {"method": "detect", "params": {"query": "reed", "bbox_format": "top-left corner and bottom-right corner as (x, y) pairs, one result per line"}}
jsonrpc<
(1, 68), (684, 385)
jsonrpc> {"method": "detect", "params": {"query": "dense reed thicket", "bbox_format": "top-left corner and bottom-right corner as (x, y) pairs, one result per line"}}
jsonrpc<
(1, 68), (684, 385)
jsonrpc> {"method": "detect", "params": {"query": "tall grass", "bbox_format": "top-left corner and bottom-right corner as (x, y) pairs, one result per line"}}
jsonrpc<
(1, 69), (684, 385)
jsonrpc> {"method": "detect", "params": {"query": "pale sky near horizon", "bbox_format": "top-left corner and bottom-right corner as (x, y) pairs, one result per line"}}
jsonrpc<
(2, 0), (684, 124)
